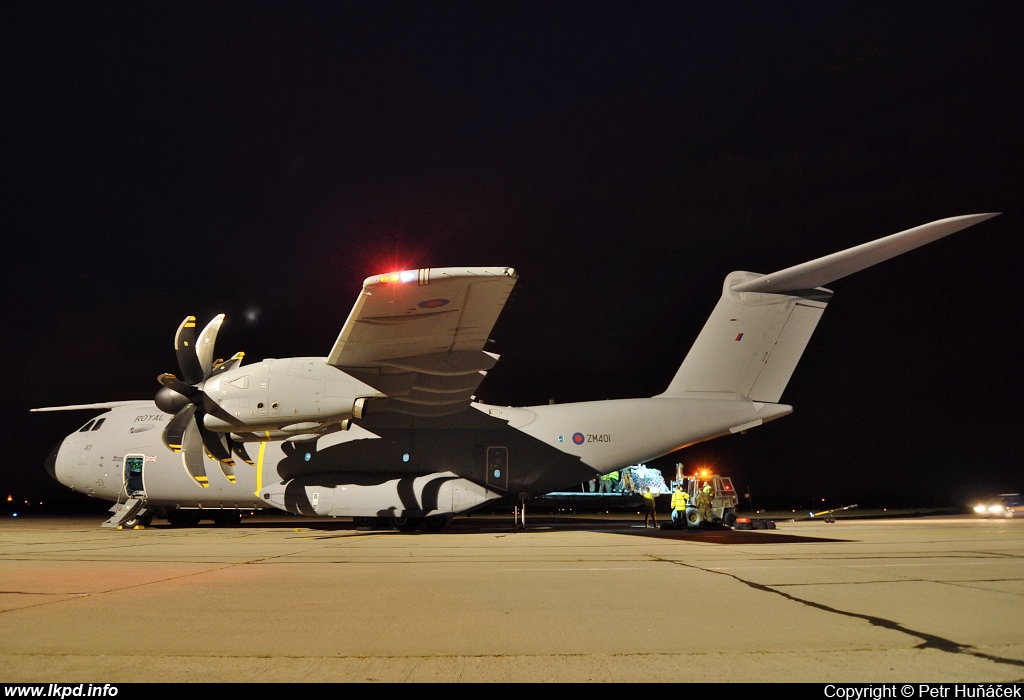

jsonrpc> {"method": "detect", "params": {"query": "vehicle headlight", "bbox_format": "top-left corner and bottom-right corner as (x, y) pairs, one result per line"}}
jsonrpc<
(989, 504), (1004, 513)
(974, 504), (988, 513)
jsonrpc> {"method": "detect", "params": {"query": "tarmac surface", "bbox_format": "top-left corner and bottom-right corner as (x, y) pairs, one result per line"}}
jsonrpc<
(1, 510), (1023, 683)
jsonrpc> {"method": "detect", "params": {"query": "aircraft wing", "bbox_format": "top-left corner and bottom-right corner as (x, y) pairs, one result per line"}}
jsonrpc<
(30, 400), (155, 412)
(326, 267), (518, 416)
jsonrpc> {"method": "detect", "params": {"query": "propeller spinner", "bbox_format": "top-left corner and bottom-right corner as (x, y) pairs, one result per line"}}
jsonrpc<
(155, 315), (251, 488)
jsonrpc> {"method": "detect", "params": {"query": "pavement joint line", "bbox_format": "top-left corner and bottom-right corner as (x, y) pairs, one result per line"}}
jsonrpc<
(655, 554), (1024, 670)
(978, 550), (1024, 559)
(0, 591), (91, 596)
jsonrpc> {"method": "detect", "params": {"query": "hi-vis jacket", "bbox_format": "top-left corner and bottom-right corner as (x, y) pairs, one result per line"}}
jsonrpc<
(671, 490), (690, 511)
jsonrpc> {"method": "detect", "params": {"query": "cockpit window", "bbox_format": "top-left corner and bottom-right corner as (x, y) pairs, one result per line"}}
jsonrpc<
(79, 420), (96, 432)
(91, 418), (106, 431)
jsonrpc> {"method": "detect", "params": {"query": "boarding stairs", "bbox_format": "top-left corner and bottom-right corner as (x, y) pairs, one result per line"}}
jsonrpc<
(101, 496), (148, 529)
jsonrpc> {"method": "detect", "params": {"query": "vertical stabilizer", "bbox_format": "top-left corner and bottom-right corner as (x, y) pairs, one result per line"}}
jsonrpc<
(657, 274), (830, 401)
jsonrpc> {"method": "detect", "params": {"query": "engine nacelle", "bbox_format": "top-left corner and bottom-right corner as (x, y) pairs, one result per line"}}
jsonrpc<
(201, 357), (383, 434)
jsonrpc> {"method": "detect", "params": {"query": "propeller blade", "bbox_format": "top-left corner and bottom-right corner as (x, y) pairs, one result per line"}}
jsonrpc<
(157, 373), (202, 401)
(200, 393), (245, 428)
(196, 413), (234, 465)
(155, 385), (191, 415)
(181, 417), (209, 488)
(228, 436), (255, 466)
(196, 314), (225, 380)
(196, 418), (237, 483)
(210, 351), (245, 377)
(162, 404), (196, 453)
(174, 316), (205, 385)
(215, 457), (236, 483)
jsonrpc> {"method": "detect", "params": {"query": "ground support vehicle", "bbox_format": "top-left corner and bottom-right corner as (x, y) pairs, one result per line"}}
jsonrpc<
(973, 493), (1023, 518)
(662, 472), (745, 529)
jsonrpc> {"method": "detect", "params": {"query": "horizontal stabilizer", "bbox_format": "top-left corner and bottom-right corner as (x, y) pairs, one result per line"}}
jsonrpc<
(731, 213), (999, 294)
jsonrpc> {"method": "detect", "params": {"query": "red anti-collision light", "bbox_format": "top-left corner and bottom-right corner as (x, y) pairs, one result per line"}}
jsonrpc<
(378, 270), (417, 284)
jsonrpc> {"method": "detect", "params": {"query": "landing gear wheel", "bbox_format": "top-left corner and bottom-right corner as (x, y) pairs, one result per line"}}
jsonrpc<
(124, 512), (153, 528)
(354, 517), (384, 529)
(423, 514), (452, 531)
(392, 515), (420, 531)
(685, 507), (703, 529)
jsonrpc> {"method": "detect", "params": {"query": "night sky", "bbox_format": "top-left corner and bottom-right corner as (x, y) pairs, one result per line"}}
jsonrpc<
(4, 1), (1022, 513)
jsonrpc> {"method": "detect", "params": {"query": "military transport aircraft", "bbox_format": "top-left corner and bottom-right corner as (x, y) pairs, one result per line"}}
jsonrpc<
(33, 213), (998, 529)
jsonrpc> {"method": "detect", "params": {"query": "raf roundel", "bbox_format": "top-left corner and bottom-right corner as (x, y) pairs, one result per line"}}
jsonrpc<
(418, 298), (450, 309)
(572, 432), (585, 445)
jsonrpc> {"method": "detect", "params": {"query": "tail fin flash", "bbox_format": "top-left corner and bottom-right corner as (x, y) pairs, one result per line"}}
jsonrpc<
(658, 213), (999, 401)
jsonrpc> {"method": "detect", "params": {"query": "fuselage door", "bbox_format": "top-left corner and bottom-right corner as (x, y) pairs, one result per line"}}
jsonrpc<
(485, 446), (508, 491)
(124, 454), (145, 496)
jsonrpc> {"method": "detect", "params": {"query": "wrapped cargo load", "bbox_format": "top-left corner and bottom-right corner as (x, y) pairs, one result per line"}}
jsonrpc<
(624, 465), (669, 495)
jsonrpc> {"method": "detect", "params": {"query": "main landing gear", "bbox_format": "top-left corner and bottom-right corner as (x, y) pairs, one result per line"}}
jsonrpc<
(353, 514), (453, 531)
(165, 509), (244, 527)
(513, 493), (530, 529)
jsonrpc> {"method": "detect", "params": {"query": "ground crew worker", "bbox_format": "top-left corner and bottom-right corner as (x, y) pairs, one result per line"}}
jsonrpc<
(671, 484), (690, 525)
(642, 487), (658, 528)
(608, 470), (620, 492)
(621, 469), (634, 494)
(696, 482), (713, 522)
(600, 471), (619, 493)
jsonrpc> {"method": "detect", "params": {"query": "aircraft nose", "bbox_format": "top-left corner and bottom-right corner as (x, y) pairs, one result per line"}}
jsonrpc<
(44, 442), (61, 482)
